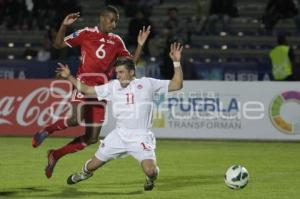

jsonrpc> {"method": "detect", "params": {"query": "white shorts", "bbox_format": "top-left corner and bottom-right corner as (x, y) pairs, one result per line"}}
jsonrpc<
(95, 128), (156, 163)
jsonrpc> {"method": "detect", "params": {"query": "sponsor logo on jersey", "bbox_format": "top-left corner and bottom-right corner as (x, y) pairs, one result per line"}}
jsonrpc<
(99, 38), (114, 45)
(107, 40), (115, 45)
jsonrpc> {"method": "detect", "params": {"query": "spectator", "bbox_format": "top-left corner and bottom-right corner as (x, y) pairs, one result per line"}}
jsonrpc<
(5, 0), (27, 30)
(33, 0), (55, 30)
(127, 10), (153, 56)
(262, 0), (298, 32)
(163, 7), (186, 42)
(149, 28), (169, 57)
(123, 0), (140, 17)
(0, 0), (6, 26)
(294, 0), (300, 33)
(190, 0), (212, 34)
(24, 0), (34, 30)
(269, 34), (295, 80)
(202, 0), (238, 34)
(138, 0), (161, 17)
(37, 35), (51, 62)
(159, 37), (181, 79)
(105, 0), (124, 6)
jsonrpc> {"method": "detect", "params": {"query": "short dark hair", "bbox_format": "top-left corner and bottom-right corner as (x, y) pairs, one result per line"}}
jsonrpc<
(100, 5), (119, 16)
(115, 57), (135, 72)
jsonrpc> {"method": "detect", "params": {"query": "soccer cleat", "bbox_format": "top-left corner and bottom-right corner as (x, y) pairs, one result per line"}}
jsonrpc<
(32, 130), (48, 148)
(67, 171), (93, 185)
(144, 167), (159, 191)
(144, 176), (156, 191)
(45, 150), (58, 178)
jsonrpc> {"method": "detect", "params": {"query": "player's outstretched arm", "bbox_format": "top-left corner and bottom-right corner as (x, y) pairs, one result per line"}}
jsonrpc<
(55, 63), (96, 96)
(132, 25), (151, 63)
(53, 12), (80, 49)
(168, 42), (183, 92)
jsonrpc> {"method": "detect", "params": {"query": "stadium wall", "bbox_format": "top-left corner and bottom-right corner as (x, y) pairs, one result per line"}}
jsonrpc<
(0, 79), (84, 136)
(0, 60), (271, 81)
(1, 79), (300, 141)
(146, 81), (300, 140)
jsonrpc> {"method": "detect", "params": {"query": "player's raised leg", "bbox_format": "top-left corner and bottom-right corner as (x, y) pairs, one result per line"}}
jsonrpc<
(32, 102), (81, 148)
(45, 104), (104, 178)
(45, 104), (105, 178)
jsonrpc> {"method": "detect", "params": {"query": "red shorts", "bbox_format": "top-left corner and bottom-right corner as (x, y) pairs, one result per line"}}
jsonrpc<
(71, 89), (106, 125)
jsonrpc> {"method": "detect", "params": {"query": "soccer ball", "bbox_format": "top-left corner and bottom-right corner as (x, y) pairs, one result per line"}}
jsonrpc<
(224, 165), (249, 189)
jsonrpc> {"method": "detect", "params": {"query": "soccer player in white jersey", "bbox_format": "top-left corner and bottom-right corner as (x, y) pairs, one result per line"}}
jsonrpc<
(55, 42), (183, 191)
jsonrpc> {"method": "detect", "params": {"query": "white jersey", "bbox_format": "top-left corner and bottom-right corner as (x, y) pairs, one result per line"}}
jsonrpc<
(94, 77), (169, 130)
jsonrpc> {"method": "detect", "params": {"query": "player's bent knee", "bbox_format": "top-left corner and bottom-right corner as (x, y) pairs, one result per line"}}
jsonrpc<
(143, 165), (157, 178)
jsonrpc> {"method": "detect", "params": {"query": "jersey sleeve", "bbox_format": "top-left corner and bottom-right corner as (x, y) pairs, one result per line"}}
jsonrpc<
(94, 81), (113, 101)
(115, 35), (131, 57)
(147, 78), (170, 95)
(64, 28), (86, 48)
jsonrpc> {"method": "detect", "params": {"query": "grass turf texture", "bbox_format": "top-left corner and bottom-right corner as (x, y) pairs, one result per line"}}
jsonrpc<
(0, 137), (300, 199)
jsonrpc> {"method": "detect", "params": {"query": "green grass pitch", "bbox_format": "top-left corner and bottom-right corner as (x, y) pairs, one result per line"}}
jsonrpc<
(0, 137), (300, 199)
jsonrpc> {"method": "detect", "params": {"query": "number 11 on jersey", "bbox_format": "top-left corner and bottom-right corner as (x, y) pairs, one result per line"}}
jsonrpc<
(126, 93), (134, 104)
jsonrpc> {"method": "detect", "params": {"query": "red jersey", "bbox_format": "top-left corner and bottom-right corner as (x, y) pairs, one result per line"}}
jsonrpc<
(64, 26), (131, 86)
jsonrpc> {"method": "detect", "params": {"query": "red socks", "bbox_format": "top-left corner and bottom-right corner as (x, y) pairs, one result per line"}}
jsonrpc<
(45, 118), (68, 134)
(52, 137), (86, 160)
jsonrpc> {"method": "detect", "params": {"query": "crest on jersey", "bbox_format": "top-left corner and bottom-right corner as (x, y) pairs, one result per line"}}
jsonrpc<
(71, 30), (83, 38)
(72, 31), (78, 38)
(137, 84), (143, 89)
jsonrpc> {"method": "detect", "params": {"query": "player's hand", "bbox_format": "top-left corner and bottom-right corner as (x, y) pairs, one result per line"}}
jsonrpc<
(169, 42), (183, 62)
(63, 12), (80, 26)
(55, 63), (71, 78)
(137, 25), (151, 46)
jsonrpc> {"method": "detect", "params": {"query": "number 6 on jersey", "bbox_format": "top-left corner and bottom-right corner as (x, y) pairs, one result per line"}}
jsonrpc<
(96, 44), (106, 59)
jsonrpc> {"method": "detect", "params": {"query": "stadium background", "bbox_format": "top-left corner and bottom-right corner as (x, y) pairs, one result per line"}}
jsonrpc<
(1, 0), (300, 81)
(1, 0), (300, 199)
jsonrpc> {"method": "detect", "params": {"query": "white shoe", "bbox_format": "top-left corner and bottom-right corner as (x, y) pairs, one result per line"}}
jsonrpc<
(67, 171), (93, 185)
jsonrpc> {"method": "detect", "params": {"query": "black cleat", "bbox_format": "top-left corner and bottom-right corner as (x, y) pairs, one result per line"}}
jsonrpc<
(144, 176), (155, 191)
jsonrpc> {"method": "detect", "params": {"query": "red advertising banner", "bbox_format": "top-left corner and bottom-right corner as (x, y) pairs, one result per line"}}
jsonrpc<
(0, 79), (84, 136)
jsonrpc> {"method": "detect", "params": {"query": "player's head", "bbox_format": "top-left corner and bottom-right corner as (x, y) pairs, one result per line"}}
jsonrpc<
(114, 57), (136, 87)
(168, 7), (178, 19)
(99, 5), (119, 33)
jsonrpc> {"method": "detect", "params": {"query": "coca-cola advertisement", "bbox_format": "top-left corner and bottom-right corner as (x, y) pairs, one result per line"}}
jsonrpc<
(0, 79), (84, 136)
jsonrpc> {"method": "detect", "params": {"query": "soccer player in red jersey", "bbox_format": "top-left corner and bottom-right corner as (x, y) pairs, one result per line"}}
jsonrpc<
(32, 5), (151, 178)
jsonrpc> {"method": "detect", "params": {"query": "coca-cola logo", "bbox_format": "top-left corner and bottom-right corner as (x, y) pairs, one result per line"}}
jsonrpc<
(0, 87), (71, 127)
